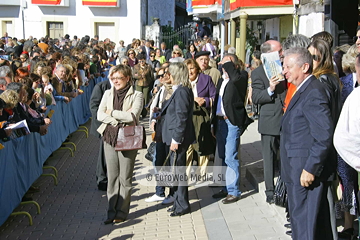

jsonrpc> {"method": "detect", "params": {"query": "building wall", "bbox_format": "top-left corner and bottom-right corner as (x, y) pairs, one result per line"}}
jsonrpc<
(148, 0), (175, 27)
(298, 12), (324, 38)
(0, 0), (147, 46)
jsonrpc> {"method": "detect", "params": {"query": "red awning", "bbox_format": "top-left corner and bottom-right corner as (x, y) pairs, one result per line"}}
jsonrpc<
(192, 0), (216, 6)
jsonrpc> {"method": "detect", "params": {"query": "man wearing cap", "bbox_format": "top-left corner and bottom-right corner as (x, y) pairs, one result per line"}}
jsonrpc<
(195, 51), (221, 87)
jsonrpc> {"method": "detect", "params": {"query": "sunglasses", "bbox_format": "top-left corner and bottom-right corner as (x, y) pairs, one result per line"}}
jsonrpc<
(173, 52), (181, 55)
(157, 72), (167, 78)
(150, 55), (155, 57)
(353, 36), (360, 42)
(128, 52), (134, 55)
(312, 55), (320, 62)
(139, 60), (146, 63)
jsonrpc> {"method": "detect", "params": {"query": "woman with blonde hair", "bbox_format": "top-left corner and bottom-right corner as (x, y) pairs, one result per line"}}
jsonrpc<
(97, 65), (143, 224)
(161, 62), (195, 216)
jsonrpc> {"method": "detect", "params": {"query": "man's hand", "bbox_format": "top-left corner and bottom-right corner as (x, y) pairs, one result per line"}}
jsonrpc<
(39, 125), (48, 136)
(219, 56), (232, 65)
(300, 169), (315, 187)
(269, 75), (281, 92)
(170, 142), (178, 152)
(4, 128), (12, 137)
(194, 97), (206, 106)
(64, 97), (71, 103)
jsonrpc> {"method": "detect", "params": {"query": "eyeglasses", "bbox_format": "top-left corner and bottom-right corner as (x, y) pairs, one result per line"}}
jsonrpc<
(173, 52), (181, 55)
(110, 77), (127, 81)
(150, 55), (155, 57)
(128, 52), (134, 55)
(353, 36), (360, 42)
(139, 60), (146, 63)
(312, 55), (320, 62)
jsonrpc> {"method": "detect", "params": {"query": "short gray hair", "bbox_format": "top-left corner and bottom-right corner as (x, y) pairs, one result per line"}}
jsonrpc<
(168, 62), (190, 88)
(55, 64), (66, 71)
(0, 66), (12, 78)
(260, 42), (272, 54)
(284, 47), (313, 74)
(0, 77), (7, 86)
(282, 34), (310, 50)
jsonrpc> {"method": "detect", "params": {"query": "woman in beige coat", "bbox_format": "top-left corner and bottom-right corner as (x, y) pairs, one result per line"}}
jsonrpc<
(97, 65), (143, 224)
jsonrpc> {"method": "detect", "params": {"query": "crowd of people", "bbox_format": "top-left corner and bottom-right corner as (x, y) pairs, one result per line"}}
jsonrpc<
(1, 26), (360, 240)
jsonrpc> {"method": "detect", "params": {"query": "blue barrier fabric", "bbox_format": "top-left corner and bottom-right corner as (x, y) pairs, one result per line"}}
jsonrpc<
(0, 75), (107, 226)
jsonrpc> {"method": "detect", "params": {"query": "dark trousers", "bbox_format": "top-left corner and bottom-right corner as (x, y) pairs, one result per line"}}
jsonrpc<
(96, 138), (107, 185)
(166, 143), (190, 213)
(154, 141), (167, 197)
(286, 181), (334, 240)
(261, 134), (279, 197)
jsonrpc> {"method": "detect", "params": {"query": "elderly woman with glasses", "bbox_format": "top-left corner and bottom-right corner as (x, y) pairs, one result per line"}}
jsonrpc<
(133, 54), (154, 117)
(97, 65), (144, 225)
(126, 49), (138, 68)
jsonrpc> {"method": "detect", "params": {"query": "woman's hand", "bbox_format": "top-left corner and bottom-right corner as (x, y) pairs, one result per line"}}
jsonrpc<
(105, 109), (112, 115)
(170, 142), (178, 152)
(194, 97), (206, 106)
(44, 118), (52, 125)
(150, 121), (155, 131)
(4, 128), (12, 137)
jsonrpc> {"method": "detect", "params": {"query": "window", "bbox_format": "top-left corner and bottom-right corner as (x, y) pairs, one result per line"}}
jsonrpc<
(47, 22), (63, 39)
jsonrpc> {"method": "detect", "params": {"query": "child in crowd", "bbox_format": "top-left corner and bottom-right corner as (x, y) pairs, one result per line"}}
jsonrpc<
(42, 74), (56, 105)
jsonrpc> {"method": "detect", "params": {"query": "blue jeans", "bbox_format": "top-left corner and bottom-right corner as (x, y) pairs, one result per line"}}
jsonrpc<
(216, 119), (241, 197)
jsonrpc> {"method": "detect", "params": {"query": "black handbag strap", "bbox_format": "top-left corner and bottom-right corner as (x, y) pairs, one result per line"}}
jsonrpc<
(162, 151), (177, 169)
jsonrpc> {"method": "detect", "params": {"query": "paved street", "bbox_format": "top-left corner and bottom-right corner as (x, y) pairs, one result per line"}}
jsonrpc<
(0, 119), (290, 240)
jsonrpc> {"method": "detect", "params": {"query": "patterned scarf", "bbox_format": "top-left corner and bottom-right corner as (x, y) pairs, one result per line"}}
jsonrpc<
(103, 85), (131, 147)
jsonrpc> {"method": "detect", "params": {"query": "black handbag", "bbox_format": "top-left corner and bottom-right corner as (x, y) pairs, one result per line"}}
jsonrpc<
(157, 151), (178, 187)
(145, 141), (156, 161)
(114, 113), (147, 151)
(273, 175), (288, 208)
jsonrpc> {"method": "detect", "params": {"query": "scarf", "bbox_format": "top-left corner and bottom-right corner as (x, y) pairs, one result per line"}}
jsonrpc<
(103, 85), (131, 147)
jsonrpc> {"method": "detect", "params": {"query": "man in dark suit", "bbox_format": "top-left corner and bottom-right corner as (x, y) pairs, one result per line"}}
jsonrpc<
(251, 40), (287, 203)
(160, 42), (172, 61)
(89, 79), (111, 191)
(281, 47), (335, 240)
(211, 54), (253, 204)
(141, 40), (154, 61)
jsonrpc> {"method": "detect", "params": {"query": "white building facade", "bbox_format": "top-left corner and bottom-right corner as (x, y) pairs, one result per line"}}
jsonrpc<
(0, 0), (175, 46)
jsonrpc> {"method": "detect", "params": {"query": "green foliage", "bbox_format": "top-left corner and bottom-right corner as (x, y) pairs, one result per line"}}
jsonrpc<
(246, 26), (258, 50)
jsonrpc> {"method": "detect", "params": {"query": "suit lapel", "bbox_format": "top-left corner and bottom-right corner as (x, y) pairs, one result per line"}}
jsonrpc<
(283, 76), (315, 117)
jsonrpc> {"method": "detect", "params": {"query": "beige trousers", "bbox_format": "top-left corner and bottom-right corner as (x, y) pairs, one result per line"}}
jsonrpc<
(186, 144), (209, 179)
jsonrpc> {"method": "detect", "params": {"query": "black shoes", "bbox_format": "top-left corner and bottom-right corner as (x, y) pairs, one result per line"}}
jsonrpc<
(266, 195), (274, 204)
(212, 190), (228, 198)
(284, 223), (291, 228)
(169, 208), (190, 217)
(338, 228), (354, 239)
(222, 195), (239, 204)
(103, 218), (125, 224)
(286, 230), (292, 236)
(98, 181), (107, 191)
